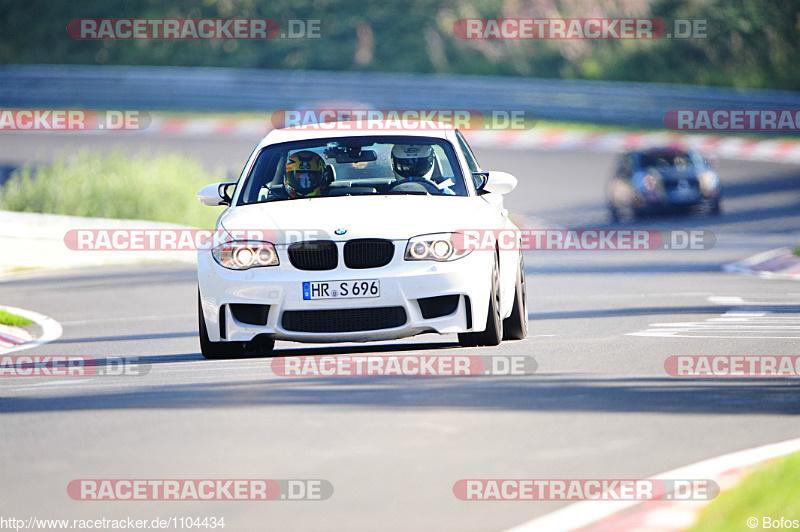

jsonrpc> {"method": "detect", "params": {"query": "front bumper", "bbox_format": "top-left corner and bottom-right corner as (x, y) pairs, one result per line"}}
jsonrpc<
(638, 197), (718, 215)
(197, 243), (492, 343)
(635, 187), (719, 214)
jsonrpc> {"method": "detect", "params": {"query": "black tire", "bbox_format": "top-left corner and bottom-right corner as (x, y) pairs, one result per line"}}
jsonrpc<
(611, 202), (637, 223)
(244, 334), (276, 357)
(503, 253), (528, 340)
(458, 254), (503, 347)
(198, 292), (247, 359)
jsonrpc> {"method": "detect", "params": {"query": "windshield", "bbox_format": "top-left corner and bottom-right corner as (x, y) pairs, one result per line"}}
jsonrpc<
(236, 136), (467, 205)
(638, 150), (703, 170)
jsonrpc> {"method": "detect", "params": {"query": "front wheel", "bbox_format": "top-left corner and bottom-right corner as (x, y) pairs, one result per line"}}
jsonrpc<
(503, 253), (528, 340)
(458, 254), (503, 347)
(612, 203), (637, 223)
(198, 292), (247, 359)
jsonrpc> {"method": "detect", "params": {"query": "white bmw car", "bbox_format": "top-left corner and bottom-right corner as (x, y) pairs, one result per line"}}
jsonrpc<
(196, 121), (527, 358)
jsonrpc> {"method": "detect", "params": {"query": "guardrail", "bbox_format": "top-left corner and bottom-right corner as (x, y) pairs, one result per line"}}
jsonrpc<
(1, 65), (798, 128)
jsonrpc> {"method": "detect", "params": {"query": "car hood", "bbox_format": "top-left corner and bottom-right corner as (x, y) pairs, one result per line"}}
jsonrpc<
(219, 195), (493, 243)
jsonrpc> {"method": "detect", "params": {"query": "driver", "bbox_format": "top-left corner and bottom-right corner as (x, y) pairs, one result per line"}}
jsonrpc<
(284, 150), (329, 198)
(391, 144), (435, 180)
(391, 144), (454, 194)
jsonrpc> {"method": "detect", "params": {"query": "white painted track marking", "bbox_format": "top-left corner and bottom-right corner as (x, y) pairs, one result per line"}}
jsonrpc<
(628, 296), (800, 339)
(505, 437), (800, 532)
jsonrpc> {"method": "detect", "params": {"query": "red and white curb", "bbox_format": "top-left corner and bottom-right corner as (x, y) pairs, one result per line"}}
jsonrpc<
(0, 306), (62, 355)
(504, 437), (800, 532)
(465, 129), (800, 164)
(724, 248), (800, 280)
(53, 116), (800, 165)
(152, 117), (272, 138)
(0, 322), (31, 350)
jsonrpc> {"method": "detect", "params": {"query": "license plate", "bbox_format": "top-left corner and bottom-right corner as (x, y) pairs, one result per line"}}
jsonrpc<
(671, 188), (698, 202)
(303, 280), (380, 300)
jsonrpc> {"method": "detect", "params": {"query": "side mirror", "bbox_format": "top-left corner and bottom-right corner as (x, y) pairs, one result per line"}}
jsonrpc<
(198, 182), (235, 206)
(476, 171), (517, 195)
(472, 172), (488, 191)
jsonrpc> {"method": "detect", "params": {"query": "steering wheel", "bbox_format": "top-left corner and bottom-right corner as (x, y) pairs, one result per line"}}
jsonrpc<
(388, 178), (442, 195)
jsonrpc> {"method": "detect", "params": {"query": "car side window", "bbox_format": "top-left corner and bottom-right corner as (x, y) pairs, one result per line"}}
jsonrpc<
(455, 130), (481, 173)
(238, 148), (282, 204)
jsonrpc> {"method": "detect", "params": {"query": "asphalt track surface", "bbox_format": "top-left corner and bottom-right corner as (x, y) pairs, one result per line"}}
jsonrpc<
(1, 132), (800, 531)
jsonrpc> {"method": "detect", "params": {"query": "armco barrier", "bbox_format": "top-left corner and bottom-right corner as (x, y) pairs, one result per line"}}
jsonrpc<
(1, 65), (799, 129)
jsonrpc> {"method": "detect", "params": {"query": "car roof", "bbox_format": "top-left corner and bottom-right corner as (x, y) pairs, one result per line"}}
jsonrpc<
(632, 145), (693, 157)
(258, 120), (455, 148)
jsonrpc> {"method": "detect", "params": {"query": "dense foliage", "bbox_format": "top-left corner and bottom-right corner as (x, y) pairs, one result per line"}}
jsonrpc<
(0, 0), (797, 89)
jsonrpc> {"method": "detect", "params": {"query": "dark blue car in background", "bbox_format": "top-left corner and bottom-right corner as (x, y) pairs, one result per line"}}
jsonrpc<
(607, 147), (721, 221)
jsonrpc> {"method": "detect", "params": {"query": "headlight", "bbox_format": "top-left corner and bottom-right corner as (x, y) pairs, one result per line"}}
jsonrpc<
(212, 241), (279, 270)
(404, 233), (471, 262)
(643, 173), (659, 191)
(697, 170), (719, 196)
(641, 173), (665, 201)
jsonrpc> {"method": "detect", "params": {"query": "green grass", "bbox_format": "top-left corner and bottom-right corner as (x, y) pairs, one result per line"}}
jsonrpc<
(0, 151), (225, 229)
(0, 309), (33, 327)
(687, 451), (800, 532)
(793, 246), (800, 257)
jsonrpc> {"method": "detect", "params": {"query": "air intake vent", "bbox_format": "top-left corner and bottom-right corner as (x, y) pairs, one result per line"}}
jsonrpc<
(230, 304), (270, 326)
(281, 307), (407, 333)
(417, 295), (460, 319)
